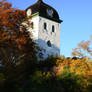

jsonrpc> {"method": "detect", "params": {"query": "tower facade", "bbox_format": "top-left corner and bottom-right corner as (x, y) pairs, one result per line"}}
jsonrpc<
(26, 0), (62, 59)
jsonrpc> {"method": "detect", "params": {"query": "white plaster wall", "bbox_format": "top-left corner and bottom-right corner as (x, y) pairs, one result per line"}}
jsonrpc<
(38, 16), (60, 59)
(27, 16), (60, 59)
(28, 16), (39, 40)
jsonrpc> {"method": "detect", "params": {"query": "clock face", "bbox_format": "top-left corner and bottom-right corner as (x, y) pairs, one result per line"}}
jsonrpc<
(47, 9), (53, 17)
(27, 9), (32, 16)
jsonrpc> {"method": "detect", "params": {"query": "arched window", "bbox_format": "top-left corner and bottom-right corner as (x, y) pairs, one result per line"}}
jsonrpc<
(47, 40), (51, 47)
(52, 25), (55, 32)
(44, 23), (47, 30)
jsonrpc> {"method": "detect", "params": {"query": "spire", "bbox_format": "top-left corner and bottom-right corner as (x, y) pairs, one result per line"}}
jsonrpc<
(38, 0), (43, 2)
(39, 0), (42, 1)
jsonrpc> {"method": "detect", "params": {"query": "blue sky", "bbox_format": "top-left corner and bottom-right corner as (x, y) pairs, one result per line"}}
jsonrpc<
(8, 0), (92, 57)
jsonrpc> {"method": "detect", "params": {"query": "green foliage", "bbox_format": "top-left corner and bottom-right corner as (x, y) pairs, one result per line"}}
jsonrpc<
(0, 55), (92, 92)
(20, 70), (64, 92)
(58, 67), (76, 90)
(0, 73), (5, 86)
(57, 67), (83, 92)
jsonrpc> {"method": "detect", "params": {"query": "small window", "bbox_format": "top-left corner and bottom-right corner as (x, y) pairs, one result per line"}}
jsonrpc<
(52, 25), (55, 32)
(44, 23), (47, 30)
(47, 40), (51, 47)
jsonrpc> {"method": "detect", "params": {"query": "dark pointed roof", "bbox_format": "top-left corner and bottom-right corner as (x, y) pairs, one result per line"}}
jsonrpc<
(26, 0), (62, 23)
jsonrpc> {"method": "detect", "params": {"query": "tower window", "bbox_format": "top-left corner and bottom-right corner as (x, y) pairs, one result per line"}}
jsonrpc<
(44, 23), (47, 30)
(47, 40), (51, 47)
(52, 25), (55, 32)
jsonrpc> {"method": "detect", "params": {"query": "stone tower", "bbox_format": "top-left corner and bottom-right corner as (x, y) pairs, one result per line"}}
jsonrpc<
(26, 0), (62, 59)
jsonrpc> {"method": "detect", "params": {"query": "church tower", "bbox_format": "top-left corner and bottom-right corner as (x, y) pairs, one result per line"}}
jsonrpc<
(26, 0), (62, 59)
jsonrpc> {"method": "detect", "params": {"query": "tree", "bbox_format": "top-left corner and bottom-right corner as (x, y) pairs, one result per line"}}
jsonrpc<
(0, 0), (37, 91)
(72, 39), (92, 58)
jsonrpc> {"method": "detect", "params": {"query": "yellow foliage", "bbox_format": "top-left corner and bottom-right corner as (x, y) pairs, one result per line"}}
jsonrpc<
(52, 56), (92, 78)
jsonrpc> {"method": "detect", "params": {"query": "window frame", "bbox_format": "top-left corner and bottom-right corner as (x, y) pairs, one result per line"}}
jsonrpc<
(52, 25), (55, 32)
(44, 22), (47, 30)
(47, 40), (52, 47)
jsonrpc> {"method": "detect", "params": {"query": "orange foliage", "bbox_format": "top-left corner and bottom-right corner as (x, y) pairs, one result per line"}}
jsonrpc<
(0, 0), (26, 29)
(50, 56), (92, 78)
(72, 39), (92, 58)
(0, 0), (37, 67)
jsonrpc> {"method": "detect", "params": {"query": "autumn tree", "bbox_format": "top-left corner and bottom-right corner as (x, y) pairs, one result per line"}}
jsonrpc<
(0, 0), (38, 91)
(72, 39), (92, 59)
